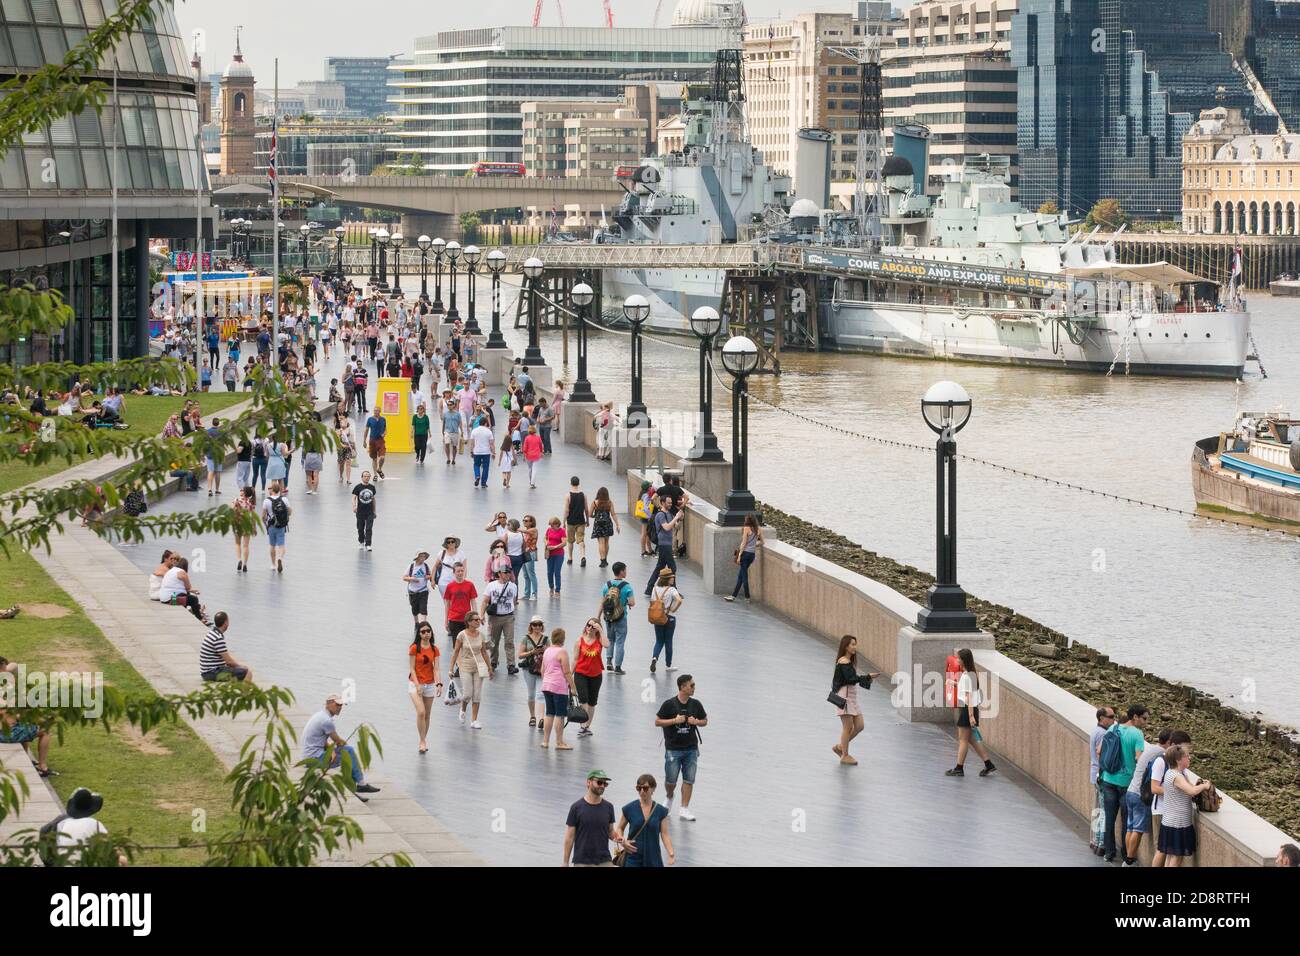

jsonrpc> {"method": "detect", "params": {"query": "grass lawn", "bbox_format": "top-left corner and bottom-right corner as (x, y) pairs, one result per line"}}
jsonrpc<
(0, 548), (238, 865)
(0, 391), (249, 496)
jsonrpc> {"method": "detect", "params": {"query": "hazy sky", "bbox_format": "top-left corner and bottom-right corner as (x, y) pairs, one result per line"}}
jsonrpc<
(175, 0), (906, 87)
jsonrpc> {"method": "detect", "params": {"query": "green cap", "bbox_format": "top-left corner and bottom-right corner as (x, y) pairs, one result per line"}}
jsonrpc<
(586, 769), (611, 782)
(640, 481), (652, 492)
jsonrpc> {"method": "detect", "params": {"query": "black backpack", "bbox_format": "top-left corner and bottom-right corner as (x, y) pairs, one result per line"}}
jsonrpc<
(270, 496), (289, 529)
(122, 490), (147, 517)
(37, 814), (69, 866)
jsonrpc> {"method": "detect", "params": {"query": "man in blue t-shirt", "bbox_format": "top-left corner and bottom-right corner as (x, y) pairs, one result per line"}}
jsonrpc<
(599, 562), (636, 674)
(364, 412), (388, 479)
(1098, 703), (1149, 863)
(441, 404), (463, 465)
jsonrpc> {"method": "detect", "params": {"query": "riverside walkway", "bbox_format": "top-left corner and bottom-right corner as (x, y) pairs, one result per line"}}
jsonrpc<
(111, 355), (1097, 868)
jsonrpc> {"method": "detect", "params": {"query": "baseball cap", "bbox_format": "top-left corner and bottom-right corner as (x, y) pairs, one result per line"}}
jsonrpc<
(325, 693), (345, 705)
(587, 769), (611, 782)
(530, 614), (544, 624)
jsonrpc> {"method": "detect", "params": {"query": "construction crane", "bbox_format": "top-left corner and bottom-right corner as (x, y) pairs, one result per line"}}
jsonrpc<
(602, 0), (614, 27)
(820, 32), (885, 248)
(652, 0), (664, 27)
(531, 0), (566, 27)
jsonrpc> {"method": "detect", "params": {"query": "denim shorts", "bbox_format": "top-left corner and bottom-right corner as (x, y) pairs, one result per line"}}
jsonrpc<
(664, 747), (699, 786)
(543, 690), (568, 718)
(1124, 790), (1152, 834)
(267, 525), (286, 547)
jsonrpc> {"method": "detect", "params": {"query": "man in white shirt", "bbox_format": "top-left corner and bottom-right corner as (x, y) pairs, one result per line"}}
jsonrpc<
(480, 565), (519, 673)
(470, 420), (494, 488)
(49, 787), (126, 866)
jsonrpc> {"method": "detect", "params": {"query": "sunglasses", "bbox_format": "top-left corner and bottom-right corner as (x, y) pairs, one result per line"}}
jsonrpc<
(591, 780), (609, 786)
(635, 784), (653, 792)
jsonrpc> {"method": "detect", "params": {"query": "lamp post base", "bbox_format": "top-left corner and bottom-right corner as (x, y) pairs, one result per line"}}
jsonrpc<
(686, 431), (725, 462)
(392, 284), (403, 297)
(624, 402), (650, 430)
(522, 346), (546, 366)
(464, 319), (482, 336)
(446, 308), (460, 321)
(484, 331), (508, 349)
(717, 488), (757, 526)
(569, 380), (597, 403)
(915, 584), (978, 633)
(431, 300), (444, 317)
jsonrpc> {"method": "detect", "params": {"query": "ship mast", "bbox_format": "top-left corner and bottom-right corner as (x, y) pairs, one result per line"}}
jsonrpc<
(821, 32), (885, 248)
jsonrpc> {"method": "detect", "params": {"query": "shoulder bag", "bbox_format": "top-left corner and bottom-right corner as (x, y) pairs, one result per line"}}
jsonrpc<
(613, 807), (655, 868)
(1196, 781), (1222, 813)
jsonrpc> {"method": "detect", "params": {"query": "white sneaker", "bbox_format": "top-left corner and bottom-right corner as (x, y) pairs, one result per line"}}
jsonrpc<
(678, 806), (696, 821)
(458, 709), (465, 723)
(470, 721), (483, 730)
(665, 664), (677, 672)
(665, 791), (675, 805)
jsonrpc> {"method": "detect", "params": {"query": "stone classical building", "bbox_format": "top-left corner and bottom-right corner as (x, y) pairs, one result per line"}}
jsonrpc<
(219, 35), (256, 174)
(1183, 107), (1300, 235)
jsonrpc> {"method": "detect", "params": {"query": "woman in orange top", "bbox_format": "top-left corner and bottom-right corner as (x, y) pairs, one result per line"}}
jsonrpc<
(408, 622), (443, 754)
(573, 619), (611, 738)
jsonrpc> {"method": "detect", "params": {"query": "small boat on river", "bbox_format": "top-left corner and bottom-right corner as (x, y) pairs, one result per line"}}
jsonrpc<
(1192, 411), (1300, 526)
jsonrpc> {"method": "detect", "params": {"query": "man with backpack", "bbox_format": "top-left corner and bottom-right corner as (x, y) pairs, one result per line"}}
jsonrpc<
(599, 562), (635, 675)
(262, 479), (291, 573)
(1097, 703), (1148, 864)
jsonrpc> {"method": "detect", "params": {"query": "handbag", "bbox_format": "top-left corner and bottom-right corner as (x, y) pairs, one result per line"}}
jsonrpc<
(1196, 782), (1222, 813)
(613, 808), (654, 868)
(566, 694), (589, 725)
(827, 691), (848, 709)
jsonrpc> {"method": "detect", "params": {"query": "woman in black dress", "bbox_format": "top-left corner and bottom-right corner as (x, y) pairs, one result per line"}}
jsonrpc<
(590, 486), (620, 568)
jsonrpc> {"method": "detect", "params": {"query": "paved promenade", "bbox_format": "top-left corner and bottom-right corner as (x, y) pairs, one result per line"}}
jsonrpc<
(111, 354), (1097, 866)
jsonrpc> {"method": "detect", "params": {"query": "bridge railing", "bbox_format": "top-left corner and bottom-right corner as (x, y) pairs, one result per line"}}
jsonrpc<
(340, 242), (783, 275)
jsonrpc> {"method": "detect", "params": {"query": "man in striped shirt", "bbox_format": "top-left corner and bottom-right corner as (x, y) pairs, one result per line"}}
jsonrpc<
(200, 612), (252, 683)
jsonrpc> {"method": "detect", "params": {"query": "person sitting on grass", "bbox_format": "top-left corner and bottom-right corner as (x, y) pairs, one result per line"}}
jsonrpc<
(0, 657), (56, 777)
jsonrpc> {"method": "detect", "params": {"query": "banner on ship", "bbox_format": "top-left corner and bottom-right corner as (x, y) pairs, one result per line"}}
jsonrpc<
(802, 251), (1070, 296)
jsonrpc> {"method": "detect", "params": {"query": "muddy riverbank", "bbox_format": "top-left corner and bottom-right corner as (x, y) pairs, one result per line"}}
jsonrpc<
(760, 504), (1300, 840)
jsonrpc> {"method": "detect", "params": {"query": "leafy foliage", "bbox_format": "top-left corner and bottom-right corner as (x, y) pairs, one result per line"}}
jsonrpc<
(1085, 197), (1130, 231)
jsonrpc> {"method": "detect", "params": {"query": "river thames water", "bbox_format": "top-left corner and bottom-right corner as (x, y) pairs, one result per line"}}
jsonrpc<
(481, 279), (1300, 727)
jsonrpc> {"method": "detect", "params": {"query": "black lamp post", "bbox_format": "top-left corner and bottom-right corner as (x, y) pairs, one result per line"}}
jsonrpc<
(570, 281), (597, 403)
(417, 234), (432, 301)
(717, 335), (759, 526)
(522, 256), (546, 366)
(485, 249), (507, 349)
(333, 225), (345, 277)
(623, 293), (650, 429)
(368, 227), (379, 285)
(915, 381), (978, 633)
(430, 236), (446, 315)
(463, 244), (481, 335)
(688, 305), (725, 461)
(390, 231), (405, 297)
(376, 227), (390, 292)
(445, 240), (461, 320)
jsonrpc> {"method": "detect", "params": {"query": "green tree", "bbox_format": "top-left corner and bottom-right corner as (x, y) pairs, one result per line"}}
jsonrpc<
(0, 0), (402, 866)
(1038, 200), (1060, 215)
(459, 212), (482, 244)
(376, 152), (424, 177)
(1085, 198), (1130, 231)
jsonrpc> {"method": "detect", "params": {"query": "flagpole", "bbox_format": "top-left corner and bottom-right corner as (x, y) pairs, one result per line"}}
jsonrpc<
(110, 55), (119, 363)
(272, 59), (280, 354)
(193, 45), (204, 381)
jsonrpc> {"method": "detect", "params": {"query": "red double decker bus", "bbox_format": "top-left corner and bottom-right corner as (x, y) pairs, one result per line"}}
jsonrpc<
(614, 165), (639, 180)
(473, 161), (526, 177)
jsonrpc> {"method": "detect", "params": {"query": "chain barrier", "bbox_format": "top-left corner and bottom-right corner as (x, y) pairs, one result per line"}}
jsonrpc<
(526, 286), (1298, 540)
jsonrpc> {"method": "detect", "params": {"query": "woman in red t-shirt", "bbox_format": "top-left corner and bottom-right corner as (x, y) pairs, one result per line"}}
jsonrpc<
(573, 619), (610, 737)
(545, 516), (566, 596)
(408, 622), (443, 753)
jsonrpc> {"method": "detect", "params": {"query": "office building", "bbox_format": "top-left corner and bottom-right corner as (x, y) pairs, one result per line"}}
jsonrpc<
(1182, 106), (1300, 234)
(1211, 0), (1300, 135)
(389, 1), (737, 175)
(296, 81), (348, 116)
(521, 101), (647, 177)
(0, 0), (214, 364)
(743, 6), (901, 194)
(325, 55), (406, 118)
(254, 119), (395, 177)
(883, 0), (1021, 199)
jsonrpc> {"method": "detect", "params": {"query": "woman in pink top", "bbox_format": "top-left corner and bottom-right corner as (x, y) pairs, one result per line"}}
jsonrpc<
(545, 517), (566, 596)
(522, 425), (545, 489)
(540, 627), (577, 750)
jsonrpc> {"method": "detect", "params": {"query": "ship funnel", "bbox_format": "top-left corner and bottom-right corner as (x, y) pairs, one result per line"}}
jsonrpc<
(795, 127), (833, 209)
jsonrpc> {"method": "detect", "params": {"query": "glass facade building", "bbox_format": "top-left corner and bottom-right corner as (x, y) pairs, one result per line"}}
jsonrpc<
(0, 0), (214, 363)
(1013, 0), (1261, 220)
(390, 25), (732, 175)
(1240, 1), (1300, 134)
(324, 56), (405, 119)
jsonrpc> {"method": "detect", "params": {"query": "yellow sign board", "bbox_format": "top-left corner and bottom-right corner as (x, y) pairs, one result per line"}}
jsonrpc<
(377, 377), (413, 453)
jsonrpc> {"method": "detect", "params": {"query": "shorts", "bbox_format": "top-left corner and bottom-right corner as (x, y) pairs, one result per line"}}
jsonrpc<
(442, 431), (458, 447)
(267, 525), (286, 547)
(368, 438), (386, 459)
(458, 670), (485, 703)
(664, 747), (699, 787)
(574, 672), (602, 707)
(408, 590), (430, 616)
(202, 666), (248, 682)
(1124, 791), (1152, 834)
(447, 618), (468, 640)
(566, 523), (586, 544)
(543, 690), (569, 718)
(408, 681), (438, 698)
(0, 722), (39, 745)
(205, 457), (223, 474)
(955, 706), (979, 729)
